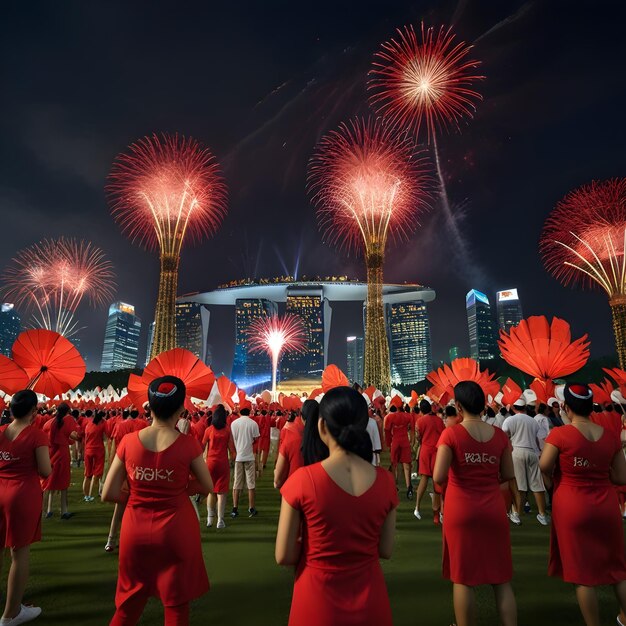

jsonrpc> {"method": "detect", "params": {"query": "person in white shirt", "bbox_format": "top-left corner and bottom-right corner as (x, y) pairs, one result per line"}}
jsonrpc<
(366, 416), (382, 466)
(502, 398), (549, 526)
(534, 404), (551, 450)
(230, 408), (260, 518)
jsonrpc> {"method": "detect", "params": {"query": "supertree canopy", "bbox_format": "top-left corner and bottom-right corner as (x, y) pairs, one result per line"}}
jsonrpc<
(308, 117), (432, 391)
(107, 133), (227, 358)
(541, 178), (626, 367)
(247, 313), (307, 396)
(3, 238), (115, 338)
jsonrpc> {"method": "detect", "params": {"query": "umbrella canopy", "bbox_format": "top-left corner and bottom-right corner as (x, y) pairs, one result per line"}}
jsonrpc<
(12, 329), (85, 398)
(216, 376), (237, 409)
(589, 379), (615, 405)
(501, 378), (523, 407)
(427, 358), (500, 405)
(0, 355), (29, 395)
(321, 364), (350, 392)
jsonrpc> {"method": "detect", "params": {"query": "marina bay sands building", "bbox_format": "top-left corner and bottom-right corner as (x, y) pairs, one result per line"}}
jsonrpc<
(178, 277), (435, 388)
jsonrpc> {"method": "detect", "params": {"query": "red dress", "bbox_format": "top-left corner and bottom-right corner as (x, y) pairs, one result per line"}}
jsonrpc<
(279, 428), (304, 478)
(202, 425), (231, 493)
(417, 413), (445, 477)
(546, 425), (626, 585)
(384, 412), (412, 465)
(438, 425), (512, 585)
(84, 420), (106, 478)
(281, 463), (398, 626)
(42, 415), (77, 491)
(257, 413), (271, 454)
(0, 425), (48, 548)
(115, 432), (209, 607)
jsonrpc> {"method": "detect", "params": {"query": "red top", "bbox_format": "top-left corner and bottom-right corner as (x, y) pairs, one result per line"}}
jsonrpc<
(590, 411), (622, 441)
(104, 417), (118, 438)
(417, 413), (445, 448)
(191, 418), (208, 443)
(257, 413), (272, 439)
(84, 420), (107, 453)
(383, 412), (412, 448)
(112, 420), (135, 447)
(202, 425), (231, 461)
(279, 427), (304, 477)
(0, 425), (48, 481)
(132, 418), (150, 432)
(47, 415), (77, 446)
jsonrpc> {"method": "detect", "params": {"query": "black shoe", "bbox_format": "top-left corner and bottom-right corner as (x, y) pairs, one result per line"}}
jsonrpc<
(230, 508), (239, 518)
(248, 507), (258, 517)
(524, 503), (531, 513)
(60, 512), (74, 520)
(407, 486), (414, 500)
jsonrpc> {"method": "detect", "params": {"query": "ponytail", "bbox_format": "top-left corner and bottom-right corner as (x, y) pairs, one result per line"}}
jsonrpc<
(335, 423), (373, 463)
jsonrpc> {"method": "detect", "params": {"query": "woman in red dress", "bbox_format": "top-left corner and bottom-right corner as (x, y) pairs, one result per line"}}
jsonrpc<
(540, 383), (626, 626)
(202, 404), (232, 529)
(276, 387), (398, 626)
(102, 376), (213, 626)
(83, 410), (107, 502)
(0, 390), (51, 625)
(433, 381), (517, 626)
(42, 403), (78, 520)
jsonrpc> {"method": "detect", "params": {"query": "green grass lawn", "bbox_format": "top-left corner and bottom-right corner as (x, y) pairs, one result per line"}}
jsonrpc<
(3, 461), (622, 625)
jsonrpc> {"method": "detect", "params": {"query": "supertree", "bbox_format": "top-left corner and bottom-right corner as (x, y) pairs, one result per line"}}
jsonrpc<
(107, 133), (227, 359)
(308, 117), (432, 392)
(541, 178), (626, 367)
(247, 313), (307, 397)
(368, 23), (483, 264)
(3, 238), (115, 338)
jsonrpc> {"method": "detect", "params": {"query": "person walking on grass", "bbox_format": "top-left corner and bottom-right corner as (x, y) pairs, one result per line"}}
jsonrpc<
(540, 383), (626, 626)
(230, 406), (260, 518)
(433, 381), (517, 626)
(276, 387), (398, 626)
(0, 390), (51, 626)
(83, 410), (107, 502)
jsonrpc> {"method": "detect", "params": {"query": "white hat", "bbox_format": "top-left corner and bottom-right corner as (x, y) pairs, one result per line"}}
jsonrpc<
(494, 391), (504, 405)
(611, 389), (626, 404)
(513, 396), (526, 408)
(554, 384), (566, 402)
(523, 389), (537, 405)
(547, 397), (559, 406)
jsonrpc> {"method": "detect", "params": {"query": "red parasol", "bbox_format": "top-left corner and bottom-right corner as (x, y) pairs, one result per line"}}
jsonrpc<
(589, 379), (614, 405)
(501, 378), (523, 407)
(216, 376), (237, 409)
(390, 395), (404, 409)
(309, 388), (323, 400)
(408, 390), (419, 408)
(530, 379), (554, 405)
(127, 373), (149, 410)
(0, 355), (29, 395)
(12, 329), (85, 398)
(427, 358), (500, 405)
(322, 364), (350, 392)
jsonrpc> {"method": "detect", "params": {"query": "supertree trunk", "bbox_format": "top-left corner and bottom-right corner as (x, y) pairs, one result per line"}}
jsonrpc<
(364, 245), (391, 393)
(610, 297), (626, 369)
(151, 253), (179, 359)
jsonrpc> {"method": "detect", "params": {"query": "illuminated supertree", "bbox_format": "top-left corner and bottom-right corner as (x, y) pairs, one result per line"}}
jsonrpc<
(368, 23), (483, 264)
(3, 238), (115, 338)
(247, 313), (307, 397)
(107, 133), (227, 358)
(308, 117), (432, 392)
(541, 178), (626, 367)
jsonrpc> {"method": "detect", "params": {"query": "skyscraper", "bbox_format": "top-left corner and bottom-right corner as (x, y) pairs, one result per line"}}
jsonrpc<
(145, 321), (155, 366)
(466, 290), (497, 362)
(346, 336), (364, 384)
(175, 302), (210, 361)
(496, 288), (524, 333)
(387, 300), (432, 385)
(448, 346), (460, 362)
(100, 302), (142, 372)
(282, 290), (326, 379)
(231, 298), (278, 387)
(0, 304), (20, 357)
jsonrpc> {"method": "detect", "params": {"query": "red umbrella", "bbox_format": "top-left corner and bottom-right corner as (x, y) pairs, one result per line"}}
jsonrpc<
(0, 355), (29, 395)
(127, 373), (149, 409)
(217, 376), (237, 409)
(12, 329), (85, 398)
(322, 364), (350, 392)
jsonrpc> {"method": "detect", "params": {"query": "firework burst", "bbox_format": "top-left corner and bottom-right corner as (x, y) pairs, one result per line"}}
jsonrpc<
(541, 178), (626, 366)
(3, 238), (115, 338)
(247, 313), (307, 396)
(107, 133), (227, 357)
(308, 117), (432, 391)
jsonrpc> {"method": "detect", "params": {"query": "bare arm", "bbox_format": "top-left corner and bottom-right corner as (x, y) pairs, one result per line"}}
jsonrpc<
(102, 455), (128, 503)
(433, 445), (453, 485)
(190, 455), (214, 495)
(610, 449), (626, 486)
(275, 498), (302, 566)
(378, 508), (397, 559)
(35, 445), (52, 478)
(539, 442), (559, 490)
(274, 452), (289, 490)
(499, 446), (515, 483)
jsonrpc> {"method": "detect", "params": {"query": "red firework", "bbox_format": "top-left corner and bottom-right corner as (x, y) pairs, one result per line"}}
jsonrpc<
(107, 133), (227, 254)
(307, 116), (432, 252)
(540, 178), (626, 297)
(368, 23), (484, 141)
(3, 238), (115, 336)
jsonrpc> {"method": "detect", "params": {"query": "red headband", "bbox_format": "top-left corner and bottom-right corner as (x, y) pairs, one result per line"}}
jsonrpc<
(154, 382), (177, 398)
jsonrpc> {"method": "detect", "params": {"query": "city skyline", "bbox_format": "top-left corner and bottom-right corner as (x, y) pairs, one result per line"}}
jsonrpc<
(1, 2), (624, 371)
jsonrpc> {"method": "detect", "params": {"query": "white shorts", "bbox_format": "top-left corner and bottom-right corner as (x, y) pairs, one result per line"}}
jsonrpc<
(233, 461), (256, 490)
(512, 448), (544, 492)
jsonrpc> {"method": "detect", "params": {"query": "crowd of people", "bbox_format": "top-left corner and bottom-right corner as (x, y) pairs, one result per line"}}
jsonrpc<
(0, 376), (625, 626)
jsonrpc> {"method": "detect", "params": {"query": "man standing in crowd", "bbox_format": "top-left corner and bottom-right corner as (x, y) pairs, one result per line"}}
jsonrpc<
(231, 407), (260, 518)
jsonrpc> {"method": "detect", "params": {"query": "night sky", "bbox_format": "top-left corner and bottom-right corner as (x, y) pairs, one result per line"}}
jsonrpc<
(1, 0), (625, 374)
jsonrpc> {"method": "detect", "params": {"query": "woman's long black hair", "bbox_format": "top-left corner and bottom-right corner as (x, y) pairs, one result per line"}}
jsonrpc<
(301, 399), (327, 466)
(212, 405), (227, 430)
(55, 402), (71, 430)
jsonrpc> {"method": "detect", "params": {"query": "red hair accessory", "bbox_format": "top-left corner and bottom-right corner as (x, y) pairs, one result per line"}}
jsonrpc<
(568, 384), (592, 399)
(154, 382), (177, 397)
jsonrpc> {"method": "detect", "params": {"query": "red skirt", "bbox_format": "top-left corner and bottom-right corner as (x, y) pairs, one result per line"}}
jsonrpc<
(43, 445), (71, 491)
(549, 483), (626, 585)
(0, 477), (43, 549)
(207, 456), (230, 493)
(84, 449), (105, 478)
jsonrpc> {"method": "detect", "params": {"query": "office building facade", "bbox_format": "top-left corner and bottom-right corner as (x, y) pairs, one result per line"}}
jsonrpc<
(346, 336), (365, 384)
(231, 298), (278, 387)
(448, 346), (460, 362)
(496, 288), (524, 334)
(100, 302), (142, 371)
(466, 290), (497, 361)
(145, 321), (155, 366)
(0, 304), (21, 357)
(386, 300), (432, 385)
(176, 302), (210, 362)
